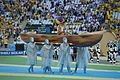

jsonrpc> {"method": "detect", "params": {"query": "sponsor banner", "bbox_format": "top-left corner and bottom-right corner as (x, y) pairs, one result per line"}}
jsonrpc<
(0, 51), (26, 56)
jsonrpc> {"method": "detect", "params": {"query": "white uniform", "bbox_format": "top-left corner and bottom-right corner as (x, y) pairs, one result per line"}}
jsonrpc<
(58, 43), (71, 67)
(96, 43), (101, 63)
(76, 47), (90, 68)
(89, 47), (94, 62)
(113, 43), (118, 63)
(74, 47), (90, 73)
(40, 44), (54, 69)
(58, 43), (72, 73)
(27, 43), (36, 65)
(109, 45), (114, 63)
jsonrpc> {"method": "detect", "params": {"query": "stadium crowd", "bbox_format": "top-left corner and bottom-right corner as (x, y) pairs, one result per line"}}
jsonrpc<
(0, 0), (120, 64)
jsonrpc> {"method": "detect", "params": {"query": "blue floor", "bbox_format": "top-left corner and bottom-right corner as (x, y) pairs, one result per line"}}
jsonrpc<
(0, 66), (120, 79)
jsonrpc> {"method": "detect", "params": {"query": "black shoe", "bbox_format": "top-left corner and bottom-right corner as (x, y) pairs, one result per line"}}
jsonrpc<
(113, 62), (116, 64)
(97, 61), (99, 64)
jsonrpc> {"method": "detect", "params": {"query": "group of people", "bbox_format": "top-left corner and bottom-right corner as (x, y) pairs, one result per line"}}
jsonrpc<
(0, 0), (120, 48)
(89, 43), (101, 63)
(27, 37), (90, 74)
(89, 41), (119, 64)
(107, 40), (118, 64)
(3, 0), (114, 33)
(0, 28), (22, 48)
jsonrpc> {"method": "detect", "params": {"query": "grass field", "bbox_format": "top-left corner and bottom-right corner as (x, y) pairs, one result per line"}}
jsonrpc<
(0, 56), (120, 71)
(0, 76), (84, 80)
(0, 56), (120, 80)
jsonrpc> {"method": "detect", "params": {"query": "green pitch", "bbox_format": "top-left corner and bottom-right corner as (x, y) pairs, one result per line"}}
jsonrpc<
(0, 56), (120, 80)
(0, 56), (120, 71)
(0, 76), (85, 80)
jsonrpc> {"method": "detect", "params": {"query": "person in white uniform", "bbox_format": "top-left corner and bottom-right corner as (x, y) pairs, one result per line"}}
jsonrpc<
(113, 41), (118, 64)
(95, 43), (101, 63)
(108, 42), (114, 64)
(89, 46), (94, 62)
(27, 37), (37, 73)
(40, 39), (54, 73)
(58, 37), (72, 73)
(74, 47), (90, 73)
